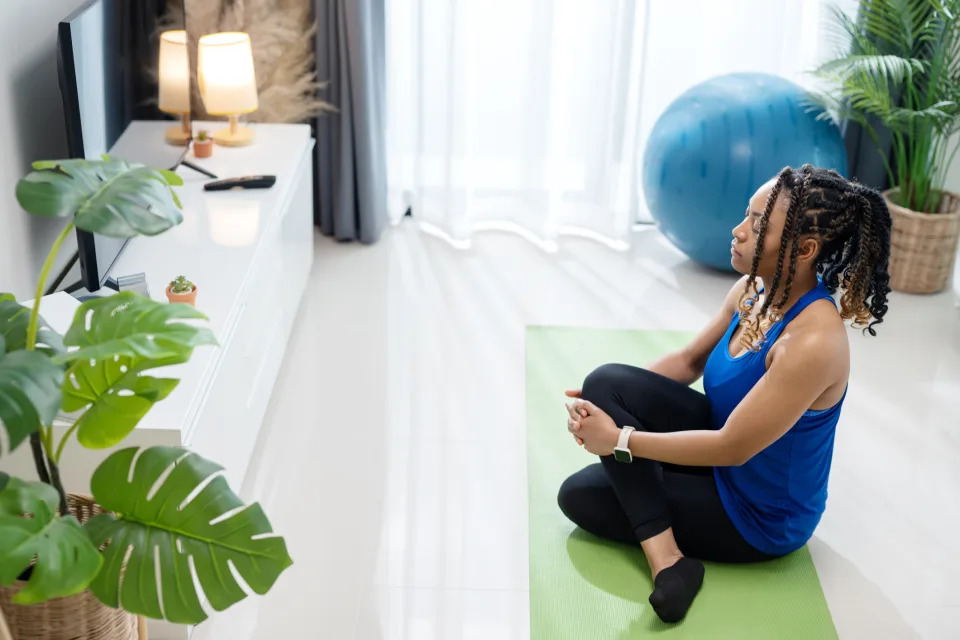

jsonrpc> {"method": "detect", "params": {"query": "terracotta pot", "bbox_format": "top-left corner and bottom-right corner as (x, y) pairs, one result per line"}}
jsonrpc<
(883, 189), (960, 294)
(193, 138), (214, 158)
(165, 284), (198, 306)
(0, 495), (142, 640)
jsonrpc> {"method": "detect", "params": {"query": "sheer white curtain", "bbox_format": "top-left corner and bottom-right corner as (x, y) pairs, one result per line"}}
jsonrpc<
(386, 0), (847, 250)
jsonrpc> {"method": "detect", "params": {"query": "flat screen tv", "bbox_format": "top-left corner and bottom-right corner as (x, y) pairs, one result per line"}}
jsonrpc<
(57, 0), (182, 292)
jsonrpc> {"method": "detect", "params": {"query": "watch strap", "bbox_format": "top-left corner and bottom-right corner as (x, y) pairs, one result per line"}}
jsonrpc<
(617, 426), (635, 451)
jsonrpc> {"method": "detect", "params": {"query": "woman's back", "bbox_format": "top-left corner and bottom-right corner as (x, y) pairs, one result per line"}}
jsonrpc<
(703, 278), (847, 555)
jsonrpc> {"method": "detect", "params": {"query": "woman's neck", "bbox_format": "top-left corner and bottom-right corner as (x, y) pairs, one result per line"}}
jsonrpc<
(758, 271), (819, 313)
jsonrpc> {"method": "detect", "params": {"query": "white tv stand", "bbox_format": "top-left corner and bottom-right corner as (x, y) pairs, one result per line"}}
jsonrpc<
(1, 121), (315, 639)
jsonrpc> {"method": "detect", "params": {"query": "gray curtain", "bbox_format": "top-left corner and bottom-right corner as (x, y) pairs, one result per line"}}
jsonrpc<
(313, 0), (387, 243)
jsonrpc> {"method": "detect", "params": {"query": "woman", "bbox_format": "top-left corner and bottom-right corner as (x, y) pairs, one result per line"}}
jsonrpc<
(557, 165), (891, 623)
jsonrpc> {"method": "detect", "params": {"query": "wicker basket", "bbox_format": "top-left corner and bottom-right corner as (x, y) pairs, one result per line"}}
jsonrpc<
(884, 189), (960, 294)
(0, 495), (143, 640)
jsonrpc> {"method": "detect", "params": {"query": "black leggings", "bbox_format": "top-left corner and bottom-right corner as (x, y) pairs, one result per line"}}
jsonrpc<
(557, 363), (778, 563)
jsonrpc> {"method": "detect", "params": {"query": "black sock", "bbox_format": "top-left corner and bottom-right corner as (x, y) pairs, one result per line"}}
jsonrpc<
(647, 557), (704, 623)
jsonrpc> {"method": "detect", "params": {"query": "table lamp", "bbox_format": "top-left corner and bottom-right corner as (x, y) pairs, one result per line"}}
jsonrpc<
(198, 32), (259, 146)
(158, 30), (192, 145)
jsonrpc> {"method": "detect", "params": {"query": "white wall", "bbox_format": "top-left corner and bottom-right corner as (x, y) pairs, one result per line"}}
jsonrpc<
(943, 133), (960, 194)
(0, 0), (88, 300)
(946, 133), (960, 301)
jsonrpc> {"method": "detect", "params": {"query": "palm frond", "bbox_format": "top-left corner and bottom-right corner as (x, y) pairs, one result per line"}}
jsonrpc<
(823, 5), (866, 56)
(859, 0), (914, 52)
(888, 103), (958, 129)
(814, 54), (925, 85)
(838, 80), (895, 120)
(908, 0), (932, 28)
(930, 0), (960, 20)
(816, 0), (960, 197)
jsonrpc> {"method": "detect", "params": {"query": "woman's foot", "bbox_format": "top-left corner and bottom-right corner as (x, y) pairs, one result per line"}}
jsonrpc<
(647, 557), (705, 623)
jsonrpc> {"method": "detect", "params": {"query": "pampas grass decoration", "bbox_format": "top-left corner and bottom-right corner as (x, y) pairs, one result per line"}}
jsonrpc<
(164, 0), (333, 124)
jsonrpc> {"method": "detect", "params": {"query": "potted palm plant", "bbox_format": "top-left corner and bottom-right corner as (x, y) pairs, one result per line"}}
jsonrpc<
(812, 0), (960, 293)
(0, 156), (291, 639)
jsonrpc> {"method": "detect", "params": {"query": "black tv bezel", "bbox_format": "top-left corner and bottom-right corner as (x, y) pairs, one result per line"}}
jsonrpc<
(57, 0), (129, 293)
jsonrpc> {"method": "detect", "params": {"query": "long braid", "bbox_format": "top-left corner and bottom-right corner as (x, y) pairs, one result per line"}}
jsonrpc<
(739, 168), (788, 318)
(761, 170), (804, 316)
(839, 193), (875, 329)
(864, 190), (891, 334)
(771, 165), (814, 311)
(850, 187), (891, 335)
(737, 165), (892, 351)
(738, 168), (806, 351)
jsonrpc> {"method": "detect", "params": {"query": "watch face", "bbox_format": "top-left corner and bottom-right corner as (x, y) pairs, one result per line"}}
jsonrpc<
(614, 448), (632, 463)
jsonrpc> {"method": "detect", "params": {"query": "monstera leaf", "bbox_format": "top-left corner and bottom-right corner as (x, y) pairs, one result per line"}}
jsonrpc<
(86, 447), (293, 624)
(0, 336), (64, 456)
(62, 356), (183, 449)
(58, 292), (215, 364)
(58, 293), (217, 449)
(0, 293), (65, 357)
(0, 477), (102, 604)
(15, 156), (183, 237)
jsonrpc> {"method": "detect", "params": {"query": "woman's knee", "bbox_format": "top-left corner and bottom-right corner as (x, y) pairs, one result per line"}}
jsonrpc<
(557, 474), (584, 524)
(557, 466), (603, 525)
(581, 363), (627, 401)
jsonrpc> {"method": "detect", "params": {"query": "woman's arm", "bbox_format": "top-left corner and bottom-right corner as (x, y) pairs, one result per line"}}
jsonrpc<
(625, 429), (735, 466)
(646, 276), (749, 385)
(572, 330), (842, 466)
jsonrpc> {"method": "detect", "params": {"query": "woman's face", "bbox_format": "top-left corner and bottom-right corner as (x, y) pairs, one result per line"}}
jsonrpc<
(730, 180), (786, 276)
(731, 180), (820, 279)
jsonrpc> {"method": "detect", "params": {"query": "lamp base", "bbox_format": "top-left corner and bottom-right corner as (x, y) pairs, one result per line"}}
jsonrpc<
(213, 126), (255, 147)
(164, 125), (191, 146)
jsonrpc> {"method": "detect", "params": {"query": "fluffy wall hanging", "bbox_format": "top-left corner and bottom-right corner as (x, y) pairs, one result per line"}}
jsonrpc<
(161, 0), (333, 123)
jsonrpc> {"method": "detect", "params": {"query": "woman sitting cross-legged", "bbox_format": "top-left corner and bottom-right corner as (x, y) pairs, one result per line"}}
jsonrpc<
(557, 165), (891, 623)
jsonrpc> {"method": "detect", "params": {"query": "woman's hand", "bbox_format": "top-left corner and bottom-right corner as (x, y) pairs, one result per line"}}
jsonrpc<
(566, 399), (620, 456)
(565, 401), (586, 446)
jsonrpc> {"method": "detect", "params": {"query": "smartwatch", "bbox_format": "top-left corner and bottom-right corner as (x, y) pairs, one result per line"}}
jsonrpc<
(614, 426), (636, 463)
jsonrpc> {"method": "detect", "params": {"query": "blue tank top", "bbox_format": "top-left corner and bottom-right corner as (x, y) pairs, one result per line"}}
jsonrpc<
(702, 278), (846, 556)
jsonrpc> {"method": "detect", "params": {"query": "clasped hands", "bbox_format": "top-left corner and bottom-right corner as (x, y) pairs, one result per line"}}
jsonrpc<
(564, 389), (621, 456)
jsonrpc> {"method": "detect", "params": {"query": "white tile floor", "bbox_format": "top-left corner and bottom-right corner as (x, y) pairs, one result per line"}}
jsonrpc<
(192, 221), (960, 640)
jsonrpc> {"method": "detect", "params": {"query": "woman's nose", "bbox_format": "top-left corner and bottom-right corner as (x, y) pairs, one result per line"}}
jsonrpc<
(732, 223), (747, 242)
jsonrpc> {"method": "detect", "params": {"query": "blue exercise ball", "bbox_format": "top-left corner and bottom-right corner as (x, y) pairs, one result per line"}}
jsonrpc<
(642, 73), (847, 271)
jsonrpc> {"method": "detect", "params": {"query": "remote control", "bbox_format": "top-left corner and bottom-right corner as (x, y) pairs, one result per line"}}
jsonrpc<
(204, 175), (276, 191)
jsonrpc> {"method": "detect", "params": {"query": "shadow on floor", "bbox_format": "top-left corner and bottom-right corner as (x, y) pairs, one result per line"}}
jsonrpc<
(565, 528), (677, 636)
(563, 527), (888, 639)
(808, 536), (921, 640)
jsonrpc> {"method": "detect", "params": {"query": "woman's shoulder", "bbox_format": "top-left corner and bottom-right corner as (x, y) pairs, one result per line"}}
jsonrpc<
(769, 299), (850, 377)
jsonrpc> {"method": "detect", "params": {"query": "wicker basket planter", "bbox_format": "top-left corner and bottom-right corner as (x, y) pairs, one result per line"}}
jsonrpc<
(0, 495), (143, 640)
(884, 189), (960, 294)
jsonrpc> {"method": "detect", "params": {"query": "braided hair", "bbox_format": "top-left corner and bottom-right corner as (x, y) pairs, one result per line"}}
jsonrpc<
(737, 164), (891, 352)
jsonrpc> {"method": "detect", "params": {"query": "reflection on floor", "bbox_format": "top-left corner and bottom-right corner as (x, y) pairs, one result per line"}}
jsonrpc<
(192, 220), (960, 640)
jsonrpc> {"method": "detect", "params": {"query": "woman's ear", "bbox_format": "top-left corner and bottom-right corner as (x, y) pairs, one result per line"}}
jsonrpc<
(798, 236), (820, 264)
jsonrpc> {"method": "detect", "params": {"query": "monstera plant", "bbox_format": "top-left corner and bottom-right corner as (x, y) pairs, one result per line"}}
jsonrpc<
(0, 156), (291, 627)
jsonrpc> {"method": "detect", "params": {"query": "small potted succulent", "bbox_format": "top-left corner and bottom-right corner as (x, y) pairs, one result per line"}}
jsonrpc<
(165, 275), (197, 306)
(193, 129), (214, 158)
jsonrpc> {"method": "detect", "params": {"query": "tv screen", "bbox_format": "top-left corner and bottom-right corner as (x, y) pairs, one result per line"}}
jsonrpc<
(57, 0), (185, 292)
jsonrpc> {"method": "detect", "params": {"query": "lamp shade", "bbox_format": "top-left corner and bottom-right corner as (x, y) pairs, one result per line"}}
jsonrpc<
(198, 32), (258, 115)
(158, 30), (190, 114)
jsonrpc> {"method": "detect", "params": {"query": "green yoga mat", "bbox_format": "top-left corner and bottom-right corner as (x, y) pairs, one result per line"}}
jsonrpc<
(526, 326), (838, 639)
